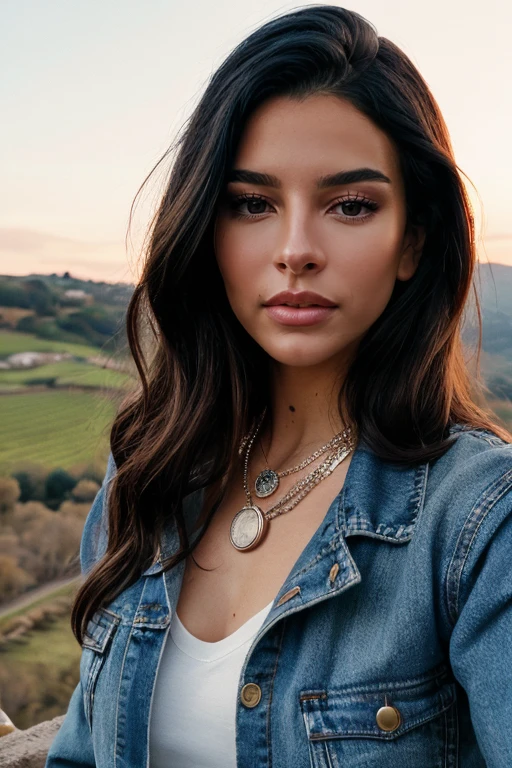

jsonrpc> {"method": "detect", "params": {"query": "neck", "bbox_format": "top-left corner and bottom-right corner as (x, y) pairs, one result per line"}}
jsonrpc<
(257, 356), (354, 468)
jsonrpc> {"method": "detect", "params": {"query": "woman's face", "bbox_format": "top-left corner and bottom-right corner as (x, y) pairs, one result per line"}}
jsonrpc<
(214, 93), (425, 369)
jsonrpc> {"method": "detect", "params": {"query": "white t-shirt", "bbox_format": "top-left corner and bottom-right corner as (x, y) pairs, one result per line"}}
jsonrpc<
(149, 599), (274, 768)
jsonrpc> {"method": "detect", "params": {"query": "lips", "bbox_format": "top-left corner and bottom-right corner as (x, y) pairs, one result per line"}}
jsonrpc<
(263, 303), (336, 327)
(263, 290), (337, 308)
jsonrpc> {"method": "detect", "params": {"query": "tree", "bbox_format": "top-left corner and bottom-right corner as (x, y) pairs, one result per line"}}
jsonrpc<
(21, 515), (82, 581)
(0, 281), (30, 308)
(44, 469), (77, 510)
(23, 278), (58, 317)
(0, 555), (35, 601)
(12, 463), (47, 502)
(0, 477), (21, 514)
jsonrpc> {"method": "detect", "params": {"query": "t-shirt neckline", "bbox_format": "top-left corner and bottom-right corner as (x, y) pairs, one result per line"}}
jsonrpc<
(171, 600), (274, 662)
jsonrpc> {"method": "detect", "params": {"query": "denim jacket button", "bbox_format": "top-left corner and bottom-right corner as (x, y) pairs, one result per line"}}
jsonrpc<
(375, 705), (402, 732)
(240, 683), (262, 708)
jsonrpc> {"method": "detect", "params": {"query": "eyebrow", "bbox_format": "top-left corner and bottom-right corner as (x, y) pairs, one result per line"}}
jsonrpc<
(226, 167), (392, 188)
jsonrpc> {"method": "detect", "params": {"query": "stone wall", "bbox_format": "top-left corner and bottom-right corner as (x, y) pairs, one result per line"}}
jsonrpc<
(0, 717), (64, 768)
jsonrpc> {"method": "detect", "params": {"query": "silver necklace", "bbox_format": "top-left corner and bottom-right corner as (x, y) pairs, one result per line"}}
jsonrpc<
(255, 410), (352, 498)
(229, 411), (354, 552)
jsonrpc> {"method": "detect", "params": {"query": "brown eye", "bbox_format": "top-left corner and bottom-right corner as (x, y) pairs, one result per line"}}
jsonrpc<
(329, 195), (379, 222)
(341, 201), (363, 216)
(245, 198), (267, 215)
(228, 193), (272, 219)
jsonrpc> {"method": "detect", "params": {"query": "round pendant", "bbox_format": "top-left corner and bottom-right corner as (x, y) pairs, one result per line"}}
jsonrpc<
(229, 505), (269, 551)
(254, 469), (279, 498)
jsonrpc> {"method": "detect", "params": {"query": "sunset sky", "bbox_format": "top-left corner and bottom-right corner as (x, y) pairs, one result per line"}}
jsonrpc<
(1, 0), (511, 283)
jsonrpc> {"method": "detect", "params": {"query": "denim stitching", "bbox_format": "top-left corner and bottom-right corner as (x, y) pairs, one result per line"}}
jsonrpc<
(299, 661), (449, 697)
(98, 458), (116, 558)
(409, 461), (429, 523)
(114, 580), (147, 767)
(443, 689), (458, 767)
(82, 608), (121, 651)
(341, 460), (429, 541)
(305, 688), (454, 739)
(287, 534), (346, 581)
(287, 535), (362, 600)
(448, 425), (505, 443)
(82, 607), (121, 728)
(146, 572), (172, 768)
(266, 618), (286, 768)
(325, 741), (336, 768)
(446, 468), (512, 626)
(84, 652), (102, 730)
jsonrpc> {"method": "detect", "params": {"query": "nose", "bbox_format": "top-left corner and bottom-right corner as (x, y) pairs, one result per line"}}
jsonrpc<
(272, 215), (326, 276)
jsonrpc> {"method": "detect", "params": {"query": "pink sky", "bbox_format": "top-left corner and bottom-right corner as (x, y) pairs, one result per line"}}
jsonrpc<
(1, 1), (510, 281)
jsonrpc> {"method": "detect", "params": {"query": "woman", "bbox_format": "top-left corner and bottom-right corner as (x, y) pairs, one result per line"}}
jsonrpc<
(46, 5), (512, 767)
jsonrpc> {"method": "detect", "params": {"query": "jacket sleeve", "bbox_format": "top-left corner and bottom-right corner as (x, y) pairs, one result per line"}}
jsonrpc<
(448, 479), (512, 766)
(45, 452), (117, 768)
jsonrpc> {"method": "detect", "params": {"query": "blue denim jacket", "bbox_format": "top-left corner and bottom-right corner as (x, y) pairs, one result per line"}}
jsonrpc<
(46, 424), (512, 767)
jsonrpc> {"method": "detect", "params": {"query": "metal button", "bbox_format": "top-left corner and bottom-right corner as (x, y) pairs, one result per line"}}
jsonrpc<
(240, 683), (262, 708)
(376, 705), (401, 732)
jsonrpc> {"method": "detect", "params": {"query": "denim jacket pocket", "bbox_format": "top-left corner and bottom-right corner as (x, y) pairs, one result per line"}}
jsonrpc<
(80, 606), (121, 730)
(299, 674), (457, 768)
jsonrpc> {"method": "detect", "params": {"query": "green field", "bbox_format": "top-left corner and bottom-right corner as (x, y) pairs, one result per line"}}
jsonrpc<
(1, 614), (81, 729)
(4, 614), (79, 666)
(0, 390), (117, 471)
(0, 582), (79, 632)
(0, 329), (104, 359)
(0, 360), (130, 390)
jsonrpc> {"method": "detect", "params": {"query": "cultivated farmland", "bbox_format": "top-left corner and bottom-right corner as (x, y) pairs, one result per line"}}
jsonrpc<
(0, 390), (117, 472)
(0, 330), (103, 360)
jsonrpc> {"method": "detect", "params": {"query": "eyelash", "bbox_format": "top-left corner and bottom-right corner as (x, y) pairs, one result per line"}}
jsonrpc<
(227, 192), (379, 223)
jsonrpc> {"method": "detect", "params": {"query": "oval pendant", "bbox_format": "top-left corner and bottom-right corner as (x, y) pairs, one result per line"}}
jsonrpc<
(254, 469), (279, 498)
(229, 505), (268, 551)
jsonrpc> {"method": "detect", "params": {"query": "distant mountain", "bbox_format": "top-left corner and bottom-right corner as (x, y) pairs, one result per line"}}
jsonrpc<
(475, 262), (512, 315)
(463, 264), (512, 366)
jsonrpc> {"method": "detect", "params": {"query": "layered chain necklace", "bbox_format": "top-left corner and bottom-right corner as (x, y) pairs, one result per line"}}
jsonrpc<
(229, 409), (355, 551)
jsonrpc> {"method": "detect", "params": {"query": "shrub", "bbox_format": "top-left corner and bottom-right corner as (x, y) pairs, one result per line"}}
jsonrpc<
(59, 500), (92, 521)
(0, 478), (21, 514)
(26, 377), (58, 387)
(0, 281), (30, 307)
(71, 479), (100, 503)
(0, 556), (35, 601)
(11, 464), (47, 503)
(15, 314), (37, 333)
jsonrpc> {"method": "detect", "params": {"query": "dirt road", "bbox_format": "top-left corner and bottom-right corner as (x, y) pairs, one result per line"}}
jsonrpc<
(0, 575), (81, 620)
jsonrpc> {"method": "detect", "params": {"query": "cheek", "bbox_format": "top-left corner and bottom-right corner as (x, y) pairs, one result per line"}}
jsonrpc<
(217, 254), (257, 312)
(334, 225), (404, 321)
(215, 223), (263, 306)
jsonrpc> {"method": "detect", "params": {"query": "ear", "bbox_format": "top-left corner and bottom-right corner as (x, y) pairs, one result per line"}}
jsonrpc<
(396, 223), (426, 282)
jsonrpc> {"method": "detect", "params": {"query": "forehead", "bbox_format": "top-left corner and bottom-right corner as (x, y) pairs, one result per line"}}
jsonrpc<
(233, 93), (401, 184)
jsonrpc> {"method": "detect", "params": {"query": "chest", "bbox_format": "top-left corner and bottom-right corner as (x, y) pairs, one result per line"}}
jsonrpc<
(176, 455), (353, 642)
(92, 508), (464, 768)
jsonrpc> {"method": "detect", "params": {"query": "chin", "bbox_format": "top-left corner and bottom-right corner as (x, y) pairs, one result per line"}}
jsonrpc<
(262, 343), (343, 369)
